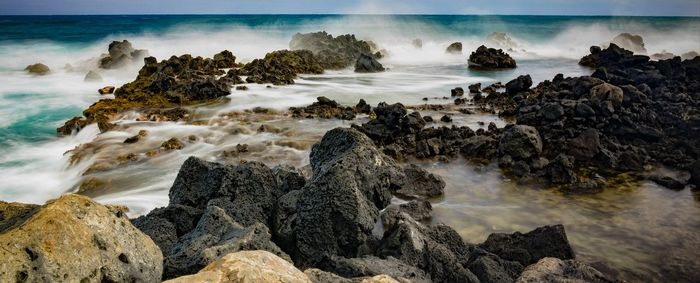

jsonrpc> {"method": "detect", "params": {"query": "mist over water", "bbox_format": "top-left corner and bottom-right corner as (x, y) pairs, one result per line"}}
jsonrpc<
(1, 14), (700, 282)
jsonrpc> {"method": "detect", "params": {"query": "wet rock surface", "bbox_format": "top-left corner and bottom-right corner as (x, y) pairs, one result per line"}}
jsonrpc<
(24, 63), (50, 75)
(355, 53), (385, 73)
(242, 49), (323, 85)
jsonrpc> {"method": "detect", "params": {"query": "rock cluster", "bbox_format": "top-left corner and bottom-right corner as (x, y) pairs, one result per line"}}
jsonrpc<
(57, 50), (239, 136)
(242, 49), (323, 85)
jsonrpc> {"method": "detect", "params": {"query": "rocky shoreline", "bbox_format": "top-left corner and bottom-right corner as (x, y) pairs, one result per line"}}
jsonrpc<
(2, 31), (699, 282)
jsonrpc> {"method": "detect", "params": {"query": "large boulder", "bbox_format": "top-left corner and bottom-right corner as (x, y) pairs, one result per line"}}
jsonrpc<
(480, 224), (575, 267)
(164, 250), (311, 283)
(24, 63), (50, 75)
(99, 40), (148, 69)
(291, 128), (405, 266)
(498, 125), (543, 160)
(468, 45), (517, 69)
(290, 31), (376, 69)
(516, 257), (614, 283)
(505, 74), (533, 95)
(0, 194), (162, 282)
(393, 164), (445, 199)
(468, 251), (524, 283)
(355, 53), (385, 73)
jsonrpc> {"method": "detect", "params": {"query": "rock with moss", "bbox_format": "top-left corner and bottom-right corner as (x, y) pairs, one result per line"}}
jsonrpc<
(0, 194), (163, 282)
(24, 63), (50, 75)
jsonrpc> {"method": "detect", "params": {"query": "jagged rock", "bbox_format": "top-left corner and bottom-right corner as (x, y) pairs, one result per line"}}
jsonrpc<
(290, 31), (376, 69)
(99, 40), (148, 69)
(451, 87), (465, 96)
(355, 53), (385, 73)
(468, 251), (524, 283)
(24, 63), (50, 75)
(468, 83), (481, 93)
(377, 213), (479, 283)
(380, 200), (432, 227)
(84, 70), (103, 82)
(609, 33), (646, 54)
(446, 42), (463, 54)
(505, 74), (532, 95)
(480, 224), (575, 266)
(516, 257), (614, 283)
(567, 128), (600, 160)
(164, 250), (310, 283)
(498, 125), (542, 160)
(161, 137), (184, 150)
(468, 45), (517, 69)
(393, 164), (445, 199)
(168, 157), (281, 226)
(162, 205), (288, 279)
(291, 128), (405, 266)
(243, 49), (323, 85)
(212, 50), (237, 68)
(0, 194), (162, 282)
(290, 96), (357, 120)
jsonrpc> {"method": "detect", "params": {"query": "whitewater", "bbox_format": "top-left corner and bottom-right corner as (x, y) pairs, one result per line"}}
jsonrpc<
(1, 15), (699, 281)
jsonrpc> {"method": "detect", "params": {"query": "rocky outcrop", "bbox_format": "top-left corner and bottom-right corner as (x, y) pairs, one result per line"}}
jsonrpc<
(468, 45), (517, 69)
(0, 194), (162, 282)
(164, 250), (311, 283)
(99, 40), (148, 69)
(24, 63), (50, 75)
(446, 42), (463, 54)
(58, 51), (237, 135)
(516, 257), (614, 283)
(290, 31), (377, 70)
(355, 53), (385, 73)
(242, 49), (324, 85)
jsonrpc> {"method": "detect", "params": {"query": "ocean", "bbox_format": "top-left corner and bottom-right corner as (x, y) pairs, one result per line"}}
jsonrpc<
(1, 14), (699, 281)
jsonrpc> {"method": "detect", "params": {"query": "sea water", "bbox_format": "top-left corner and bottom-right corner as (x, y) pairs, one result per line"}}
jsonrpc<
(1, 15), (699, 282)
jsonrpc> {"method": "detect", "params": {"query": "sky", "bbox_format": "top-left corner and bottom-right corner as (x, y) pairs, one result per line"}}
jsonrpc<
(0, 0), (698, 16)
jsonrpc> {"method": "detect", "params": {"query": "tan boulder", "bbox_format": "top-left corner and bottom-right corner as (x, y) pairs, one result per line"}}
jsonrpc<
(164, 250), (311, 283)
(516, 257), (612, 283)
(0, 194), (163, 282)
(24, 63), (50, 75)
(589, 83), (623, 105)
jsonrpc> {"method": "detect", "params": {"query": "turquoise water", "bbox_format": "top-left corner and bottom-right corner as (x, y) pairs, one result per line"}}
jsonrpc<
(0, 14), (699, 282)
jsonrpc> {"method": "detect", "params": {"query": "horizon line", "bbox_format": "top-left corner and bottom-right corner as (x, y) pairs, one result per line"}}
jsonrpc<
(0, 13), (698, 18)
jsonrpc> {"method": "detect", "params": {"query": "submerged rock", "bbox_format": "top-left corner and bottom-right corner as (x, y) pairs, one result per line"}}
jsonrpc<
(468, 45), (517, 69)
(446, 42), (463, 54)
(24, 63), (50, 75)
(487, 32), (519, 49)
(412, 38), (423, 49)
(0, 194), (162, 282)
(99, 40), (148, 69)
(354, 53), (385, 73)
(164, 250), (310, 283)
